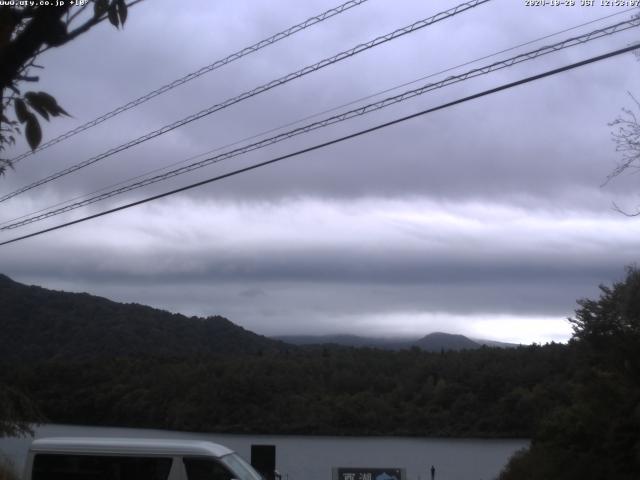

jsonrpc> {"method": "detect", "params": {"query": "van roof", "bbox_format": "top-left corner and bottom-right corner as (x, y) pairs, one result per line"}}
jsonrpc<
(30, 437), (234, 458)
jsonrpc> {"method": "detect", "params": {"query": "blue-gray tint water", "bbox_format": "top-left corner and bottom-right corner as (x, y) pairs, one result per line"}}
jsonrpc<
(0, 424), (528, 480)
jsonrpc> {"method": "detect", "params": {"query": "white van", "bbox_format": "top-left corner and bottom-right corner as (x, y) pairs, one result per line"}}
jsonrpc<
(23, 437), (263, 480)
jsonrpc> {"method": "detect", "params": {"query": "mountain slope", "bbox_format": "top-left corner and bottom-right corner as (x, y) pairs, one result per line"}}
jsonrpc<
(413, 332), (480, 351)
(274, 334), (410, 349)
(0, 274), (286, 362)
(275, 332), (492, 351)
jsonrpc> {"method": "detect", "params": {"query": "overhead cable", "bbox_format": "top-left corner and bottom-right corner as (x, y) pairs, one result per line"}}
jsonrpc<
(4, 5), (630, 229)
(1, 42), (638, 247)
(0, 0), (490, 204)
(3, 17), (638, 231)
(8, 0), (371, 165)
(3, 5), (634, 232)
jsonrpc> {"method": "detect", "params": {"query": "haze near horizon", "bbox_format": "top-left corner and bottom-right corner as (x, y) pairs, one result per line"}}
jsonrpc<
(1, 0), (639, 344)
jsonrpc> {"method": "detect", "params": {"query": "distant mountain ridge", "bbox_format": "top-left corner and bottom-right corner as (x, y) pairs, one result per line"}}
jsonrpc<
(0, 273), (287, 362)
(0, 273), (516, 363)
(274, 332), (517, 351)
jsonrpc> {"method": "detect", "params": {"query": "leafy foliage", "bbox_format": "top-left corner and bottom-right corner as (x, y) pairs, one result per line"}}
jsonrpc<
(0, 383), (43, 438)
(0, 274), (287, 361)
(499, 267), (640, 480)
(0, 454), (19, 480)
(0, 345), (573, 438)
(0, 274), (574, 438)
(0, 1), (138, 175)
(3, 266), (639, 477)
(609, 95), (640, 184)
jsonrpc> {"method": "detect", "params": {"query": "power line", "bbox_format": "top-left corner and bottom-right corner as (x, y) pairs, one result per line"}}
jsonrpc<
(0, 0), (490, 205)
(4, 16), (638, 231)
(3, 6), (631, 229)
(1, 42), (637, 247)
(299, 6), (637, 127)
(8, 0), (371, 165)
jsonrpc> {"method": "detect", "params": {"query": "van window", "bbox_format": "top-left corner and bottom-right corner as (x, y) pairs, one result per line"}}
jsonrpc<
(183, 458), (234, 480)
(32, 454), (172, 480)
(219, 454), (262, 480)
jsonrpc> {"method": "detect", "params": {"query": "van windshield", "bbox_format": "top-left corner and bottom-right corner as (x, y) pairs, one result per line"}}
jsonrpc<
(219, 453), (263, 480)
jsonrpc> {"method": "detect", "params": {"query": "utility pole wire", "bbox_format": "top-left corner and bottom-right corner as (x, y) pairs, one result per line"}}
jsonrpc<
(7, 0), (371, 165)
(4, 16), (638, 230)
(1, 42), (637, 247)
(3, 6), (632, 229)
(0, 0), (490, 204)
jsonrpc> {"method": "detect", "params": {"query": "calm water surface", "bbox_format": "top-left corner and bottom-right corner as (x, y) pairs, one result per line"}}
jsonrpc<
(0, 424), (527, 480)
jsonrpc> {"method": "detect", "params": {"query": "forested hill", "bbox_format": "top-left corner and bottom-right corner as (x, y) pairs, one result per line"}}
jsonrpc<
(0, 273), (286, 362)
(274, 332), (515, 351)
(414, 332), (483, 351)
(0, 273), (575, 439)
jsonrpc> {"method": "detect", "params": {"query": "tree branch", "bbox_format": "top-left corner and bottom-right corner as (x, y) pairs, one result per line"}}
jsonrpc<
(65, 0), (143, 42)
(612, 201), (640, 217)
(66, 2), (92, 25)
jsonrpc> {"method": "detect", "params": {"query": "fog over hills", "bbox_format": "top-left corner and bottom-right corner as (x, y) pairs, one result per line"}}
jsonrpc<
(275, 332), (518, 351)
(0, 274), (584, 444)
(0, 273), (286, 362)
(0, 273), (520, 363)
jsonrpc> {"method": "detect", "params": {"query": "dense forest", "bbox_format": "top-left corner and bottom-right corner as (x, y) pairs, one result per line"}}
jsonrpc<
(1, 344), (571, 437)
(0, 273), (286, 361)
(274, 331), (499, 350)
(498, 267), (640, 479)
(0, 273), (567, 437)
(1, 270), (639, 478)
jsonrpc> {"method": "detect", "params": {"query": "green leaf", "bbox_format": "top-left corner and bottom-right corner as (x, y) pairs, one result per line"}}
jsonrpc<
(117, 0), (128, 26)
(25, 93), (50, 121)
(25, 91), (69, 118)
(25, 114), (42, 150)
(94, 0), (109, 16)
(108, 2), (119, 28)
(45, 19), (68, 47)
(14, 99), (29, 123)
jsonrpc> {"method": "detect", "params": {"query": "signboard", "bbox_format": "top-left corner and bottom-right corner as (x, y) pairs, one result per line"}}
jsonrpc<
(332, 467), (406, 480)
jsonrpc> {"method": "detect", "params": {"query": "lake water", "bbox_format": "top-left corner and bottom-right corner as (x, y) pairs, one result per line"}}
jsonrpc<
(0, 424), (527, 480)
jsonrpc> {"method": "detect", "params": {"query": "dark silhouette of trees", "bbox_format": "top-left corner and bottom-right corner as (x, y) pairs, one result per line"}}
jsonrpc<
(499, 267), (640, 480)
(0, 344), (574, 438)
(608, 94), (640, 215)
(0, 272), (577, 439)
(0, 0), (142, 175)
(609, 95), (640, 188)
(0, 384), (43, 438)
(3, 267), (639, 479)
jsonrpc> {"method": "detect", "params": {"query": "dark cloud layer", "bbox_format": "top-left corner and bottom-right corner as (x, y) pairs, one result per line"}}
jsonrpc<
(1, 0), (639, 342)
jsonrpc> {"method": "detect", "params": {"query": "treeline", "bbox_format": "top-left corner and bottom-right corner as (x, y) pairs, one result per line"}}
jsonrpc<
(2, 344), (572, 438)
(0, 274), (286, 362)
(0, 272), (574, 438)
(498, 267), (640, 480)
(3, 270), (640, 478)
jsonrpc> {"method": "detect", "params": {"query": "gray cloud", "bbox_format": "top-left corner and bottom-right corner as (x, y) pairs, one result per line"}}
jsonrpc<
(2, 197), (636, 342)
(1, 0), (639, 343)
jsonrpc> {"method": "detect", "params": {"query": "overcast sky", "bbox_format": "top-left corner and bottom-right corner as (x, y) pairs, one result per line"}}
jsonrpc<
(2, 0), (640, 343)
